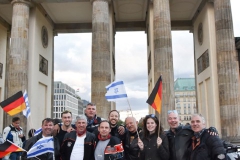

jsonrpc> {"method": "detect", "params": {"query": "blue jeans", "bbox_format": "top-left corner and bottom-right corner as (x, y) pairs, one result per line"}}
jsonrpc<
(9, 152), (21, 160)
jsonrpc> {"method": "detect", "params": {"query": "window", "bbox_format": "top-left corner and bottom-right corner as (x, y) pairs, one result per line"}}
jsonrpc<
(188, 104), (190, 108)
(184, 109), (186, 114)
(188, 108), (192, 114)
(177, 104), (180, 108)
(184, 104), (186, 108)
(177, 110), (181, 114)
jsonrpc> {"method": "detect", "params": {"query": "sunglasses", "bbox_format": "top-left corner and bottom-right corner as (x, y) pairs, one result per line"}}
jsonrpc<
(146, 114), (156, 118)
(168, 110), (178, 114)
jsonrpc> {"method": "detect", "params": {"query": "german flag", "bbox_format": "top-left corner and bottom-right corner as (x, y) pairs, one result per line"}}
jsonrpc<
(0, 140), (25, 158)
(0, 91), (26, 116)
(146, 75), (162, 113)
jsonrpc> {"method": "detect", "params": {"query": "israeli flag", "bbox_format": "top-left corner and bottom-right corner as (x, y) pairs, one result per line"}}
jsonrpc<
(34, 128), (42, 136)
(22, 90), (31, 118)
(27, 136), (54, 158)
(105, 80), (128, 101)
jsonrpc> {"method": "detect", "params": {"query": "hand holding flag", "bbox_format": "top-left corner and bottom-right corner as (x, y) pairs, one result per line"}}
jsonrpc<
(27, 136), (54, 158)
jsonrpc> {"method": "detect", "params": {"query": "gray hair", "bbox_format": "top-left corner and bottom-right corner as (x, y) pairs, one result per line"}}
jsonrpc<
(75, 115), (87, 123)
(191, 113), (205, 123)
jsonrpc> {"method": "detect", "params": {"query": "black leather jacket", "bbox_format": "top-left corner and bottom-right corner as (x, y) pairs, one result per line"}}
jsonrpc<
(124, 130), (143, 160)
(86, 115), (101, 133)
(60, 131), (95, 160)
(140, 133), (169, 160)
(166, 125), (193, 160)
(188, 129), (226, 160)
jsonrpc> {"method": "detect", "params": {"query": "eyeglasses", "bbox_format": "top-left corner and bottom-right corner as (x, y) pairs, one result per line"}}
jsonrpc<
(168, 110), (178, 114)
(146, 114), (156, 118)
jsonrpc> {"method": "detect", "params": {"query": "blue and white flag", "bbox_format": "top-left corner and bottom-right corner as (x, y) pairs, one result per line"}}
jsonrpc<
(22, 90), (31, 118)
(105, 80), (128, 101)
(34, 128), (42, 136)
(27, 136), (54, 158)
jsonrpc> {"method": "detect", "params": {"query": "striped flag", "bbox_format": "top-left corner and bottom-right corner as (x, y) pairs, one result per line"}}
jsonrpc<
(146, 75), (162, 113)
(0, 140), (25, 158)
(105, 80), (128, 101)
(34, 128), (42, 136)
(22, 90), (31, 118)
(0, 91), (26, 116)
(27, 136), (54, 158)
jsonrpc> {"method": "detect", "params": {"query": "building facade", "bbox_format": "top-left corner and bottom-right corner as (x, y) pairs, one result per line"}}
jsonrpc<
(174, 78), (197, 125)
(0, 0), (239, 141)
(53, 81), (84, 120)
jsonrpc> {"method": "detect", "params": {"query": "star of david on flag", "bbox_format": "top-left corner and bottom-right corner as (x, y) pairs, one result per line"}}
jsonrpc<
(27, 136), (54, 158)
(105, 80), (128, 101)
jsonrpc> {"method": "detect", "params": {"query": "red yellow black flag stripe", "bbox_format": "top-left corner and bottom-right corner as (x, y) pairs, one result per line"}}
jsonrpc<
(0, 140), (25, 158)
(0, 91), (26, 116)
(146, 75), (162, 113)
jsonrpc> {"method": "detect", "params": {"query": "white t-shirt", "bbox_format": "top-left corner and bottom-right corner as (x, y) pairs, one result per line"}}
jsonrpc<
(70, 134), (86, 160)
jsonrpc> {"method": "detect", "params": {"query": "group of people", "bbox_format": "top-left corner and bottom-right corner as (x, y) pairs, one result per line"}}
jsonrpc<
(0, 103), (228, 160)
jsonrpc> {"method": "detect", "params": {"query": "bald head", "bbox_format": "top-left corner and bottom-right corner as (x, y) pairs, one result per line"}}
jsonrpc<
(125, 117), (137, 133)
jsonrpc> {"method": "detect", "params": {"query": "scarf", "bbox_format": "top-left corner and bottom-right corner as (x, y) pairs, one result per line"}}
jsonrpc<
(98, 133), (111, 141)
(77, 129), (86, 137)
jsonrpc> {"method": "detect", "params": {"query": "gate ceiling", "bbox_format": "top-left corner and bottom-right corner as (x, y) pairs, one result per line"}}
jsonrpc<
(0, 0), (203, 31)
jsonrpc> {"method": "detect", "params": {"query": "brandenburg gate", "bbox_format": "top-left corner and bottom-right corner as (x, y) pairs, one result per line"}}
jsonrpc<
(0, 0), (239, 141)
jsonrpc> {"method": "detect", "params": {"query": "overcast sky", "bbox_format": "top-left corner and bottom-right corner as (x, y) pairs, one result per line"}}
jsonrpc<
(54, 0), (240, 120)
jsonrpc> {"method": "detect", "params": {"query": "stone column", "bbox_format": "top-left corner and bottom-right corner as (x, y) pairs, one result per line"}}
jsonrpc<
(91, 0), (111, 119)
(214, 0), (240, 140)
(153, 0), (175, 128)
(4, 0), (31, 129)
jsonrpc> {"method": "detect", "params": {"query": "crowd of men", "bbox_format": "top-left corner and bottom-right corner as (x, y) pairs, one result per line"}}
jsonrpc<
(0, 102), (229, 160)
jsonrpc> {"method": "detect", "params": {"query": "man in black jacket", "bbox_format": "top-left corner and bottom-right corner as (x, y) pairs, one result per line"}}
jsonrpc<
(166, 110), (193, 160)
(166, 110), (219, 160)
(124, 117), (142, 160)
(22, 118), (60, 160)
(95, 120), (124, 160)
(85, 103), (102, 133)
(94, 110), (125, 139)
(60, 115), (95, 160)
(189, 114), (226, 160)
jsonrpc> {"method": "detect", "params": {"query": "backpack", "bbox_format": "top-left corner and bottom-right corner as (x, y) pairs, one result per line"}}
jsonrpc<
(6, 125), (14, 142)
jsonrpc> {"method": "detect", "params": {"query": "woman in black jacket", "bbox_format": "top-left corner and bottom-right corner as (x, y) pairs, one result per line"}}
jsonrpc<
(138, 114), (169, 160)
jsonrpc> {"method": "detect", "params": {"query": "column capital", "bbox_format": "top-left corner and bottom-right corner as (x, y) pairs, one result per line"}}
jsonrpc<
(11, 0), (33, 7)
(90, 0), (111, 5)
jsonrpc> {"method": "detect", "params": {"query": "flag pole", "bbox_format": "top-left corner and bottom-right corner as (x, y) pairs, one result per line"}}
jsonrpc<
(52, 136), (55, 160)
(126, 98), (140, 138)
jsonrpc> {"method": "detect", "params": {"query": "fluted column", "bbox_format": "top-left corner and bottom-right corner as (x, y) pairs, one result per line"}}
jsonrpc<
(4, 0), (31, 129)
(214, 0), (240, 140)
(91, 0), (111, 119)
(153, 0), (174, 128)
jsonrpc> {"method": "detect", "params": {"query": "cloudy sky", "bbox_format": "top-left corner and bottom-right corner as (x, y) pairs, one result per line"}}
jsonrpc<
(54, 0), (240, 120)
